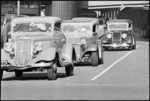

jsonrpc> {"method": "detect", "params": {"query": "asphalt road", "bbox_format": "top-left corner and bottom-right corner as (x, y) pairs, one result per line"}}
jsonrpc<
(1, 40), (149, 100)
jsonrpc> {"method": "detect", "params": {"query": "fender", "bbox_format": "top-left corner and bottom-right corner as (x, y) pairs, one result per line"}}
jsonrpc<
(81, 45), (97, 58)
(31, 47), (56, 63)
(1, 49), (16, 66)
(61, 43), (73, 65)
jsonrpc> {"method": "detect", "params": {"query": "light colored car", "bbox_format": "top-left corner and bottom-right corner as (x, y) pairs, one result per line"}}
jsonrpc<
(61, 18), (104, 66)
(100, 19), (136, 50)
(1, 16), (75, 80)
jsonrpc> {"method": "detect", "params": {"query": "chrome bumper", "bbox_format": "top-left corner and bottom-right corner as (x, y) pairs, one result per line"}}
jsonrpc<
(1, 62), (52, 70)
(102, 43), (130, 48)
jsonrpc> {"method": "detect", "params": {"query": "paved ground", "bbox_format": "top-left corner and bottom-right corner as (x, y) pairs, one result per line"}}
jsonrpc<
(1, 38), (149, 100)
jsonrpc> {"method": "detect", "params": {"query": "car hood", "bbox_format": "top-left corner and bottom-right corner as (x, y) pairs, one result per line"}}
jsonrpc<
(12, 32), (53, 41)
(64, 32), (92, 38)
(107, 30), (128, 33)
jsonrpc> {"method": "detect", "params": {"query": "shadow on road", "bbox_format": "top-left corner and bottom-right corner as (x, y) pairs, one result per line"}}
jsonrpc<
(2, 72), (69, 81)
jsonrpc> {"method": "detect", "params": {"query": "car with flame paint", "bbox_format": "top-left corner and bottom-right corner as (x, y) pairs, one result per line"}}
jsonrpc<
(1, 16), (75, 80)
(100, 19), (136, 50)
(61, 18), (104, 66)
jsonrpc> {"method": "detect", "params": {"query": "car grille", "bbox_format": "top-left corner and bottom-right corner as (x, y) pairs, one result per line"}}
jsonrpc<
(112, 33), (121, 44)
(66, 38), (80, 44)
(15, 39), (32, 66)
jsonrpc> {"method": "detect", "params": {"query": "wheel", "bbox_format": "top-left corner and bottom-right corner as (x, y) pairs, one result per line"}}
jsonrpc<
(133, 39), (136, 50)
(132, 36), (136, 50)
(47, 62), (57, 80)
(15, 70), (23, 77)
(65, 63), (74, 76)
(0, 70), (3, 80)
(98, 46), (104, 64)
(91, 52), (99, 66)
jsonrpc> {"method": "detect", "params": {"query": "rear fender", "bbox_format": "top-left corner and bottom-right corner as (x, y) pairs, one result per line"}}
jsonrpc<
(126, 34), (132, 43)
(31, 48), (56, 63)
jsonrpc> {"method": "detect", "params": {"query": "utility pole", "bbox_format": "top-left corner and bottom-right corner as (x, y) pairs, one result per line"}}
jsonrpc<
(17, 1), (20, 15)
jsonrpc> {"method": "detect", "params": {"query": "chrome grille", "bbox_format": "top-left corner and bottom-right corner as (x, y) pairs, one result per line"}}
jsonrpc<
(112, 33), (121, 44)
(15, 39), (32, 66)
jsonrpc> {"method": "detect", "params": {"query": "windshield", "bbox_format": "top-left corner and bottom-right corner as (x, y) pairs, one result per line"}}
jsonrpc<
(107, 23), (128, 31)
(62, 23), (91, 33)
(13, 22), (52, 33)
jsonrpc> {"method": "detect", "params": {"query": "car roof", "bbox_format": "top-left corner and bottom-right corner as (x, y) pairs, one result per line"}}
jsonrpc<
(107, 19), (132, 24)
(62, 18), (99, 25)
(11, 16), (62, 24)
(72, 17), (98, 21)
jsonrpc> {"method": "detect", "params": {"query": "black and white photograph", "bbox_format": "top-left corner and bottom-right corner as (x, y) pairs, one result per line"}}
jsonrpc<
(1, 0), (149, 100)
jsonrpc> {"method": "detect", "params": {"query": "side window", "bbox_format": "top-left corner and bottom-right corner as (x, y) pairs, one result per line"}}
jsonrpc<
(54, 22), (61, 35)
(93, 25), (96, 32)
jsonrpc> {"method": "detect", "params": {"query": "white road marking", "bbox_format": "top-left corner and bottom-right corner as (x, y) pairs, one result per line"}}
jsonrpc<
(91, 45), (140, 80)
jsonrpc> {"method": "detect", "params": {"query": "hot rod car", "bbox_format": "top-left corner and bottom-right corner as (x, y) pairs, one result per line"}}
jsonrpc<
(1, 16), (75, 80)
(61, 18), (104, 66)
(100, 19), (136, 50)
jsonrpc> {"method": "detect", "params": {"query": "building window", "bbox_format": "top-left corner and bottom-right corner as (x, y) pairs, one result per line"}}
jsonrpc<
(1, 1), (16, 8)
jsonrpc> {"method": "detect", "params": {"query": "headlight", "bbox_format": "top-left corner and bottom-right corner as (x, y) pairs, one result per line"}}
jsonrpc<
(122, 33), (127, 38)
(4, 42), (14, 53)
(80, 39), (86, 44)
(34, 42), (43, 52)
(106, 34), (112, 39)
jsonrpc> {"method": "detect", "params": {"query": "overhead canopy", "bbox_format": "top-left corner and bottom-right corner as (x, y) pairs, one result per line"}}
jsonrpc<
(117, 7), (149, 30)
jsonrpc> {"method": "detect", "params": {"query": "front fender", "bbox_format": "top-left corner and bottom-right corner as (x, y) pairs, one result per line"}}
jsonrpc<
(61, 43), (73, 65)
(31, 47), (56, 63)
(82, 45), (97, 57)
(1, 49), (16, 66)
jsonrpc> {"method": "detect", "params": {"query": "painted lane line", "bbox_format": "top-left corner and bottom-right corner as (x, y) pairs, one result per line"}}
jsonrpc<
(91, 45), (140, 80)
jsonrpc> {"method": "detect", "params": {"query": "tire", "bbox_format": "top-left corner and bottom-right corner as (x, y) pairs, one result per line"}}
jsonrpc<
(98, 46), (104, 64)
(65, 63), (74, 76)
(47, 62), (57, 80)
(15, 70), (23, 77)
(0, 70), (3, 80)
(131, 36), (136, 50)
(91, 52), (99, 66)
(133, 39), (136, 50)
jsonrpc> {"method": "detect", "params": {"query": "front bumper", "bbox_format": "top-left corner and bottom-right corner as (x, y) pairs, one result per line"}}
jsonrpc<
(102, 43), (130, 48)
(1, 62), (52, 70)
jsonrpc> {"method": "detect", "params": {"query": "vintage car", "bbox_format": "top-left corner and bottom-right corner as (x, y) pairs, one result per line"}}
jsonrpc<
(61, 18), (104, 66)
(1, 16), (75, 80)
(1, 14), (29, 48)
(100, 19), (136, 50)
